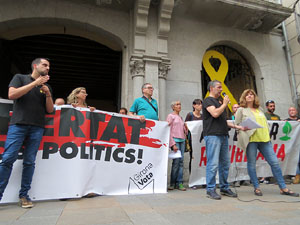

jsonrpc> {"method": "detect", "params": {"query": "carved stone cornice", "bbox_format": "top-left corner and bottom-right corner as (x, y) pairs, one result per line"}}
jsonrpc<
(158, 0), (174, 38)
(132, 0), (151, 54)
(134, 0), (151, 35)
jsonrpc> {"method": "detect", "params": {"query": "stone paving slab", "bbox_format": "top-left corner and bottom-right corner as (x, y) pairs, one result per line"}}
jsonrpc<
(1, 184), (300, 225)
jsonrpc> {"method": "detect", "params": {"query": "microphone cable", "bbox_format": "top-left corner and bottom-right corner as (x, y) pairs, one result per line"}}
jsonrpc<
(231, 120), (300, 203)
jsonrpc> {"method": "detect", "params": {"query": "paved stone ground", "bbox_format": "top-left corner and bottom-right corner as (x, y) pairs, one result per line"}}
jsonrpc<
(1, 184), (300, 225)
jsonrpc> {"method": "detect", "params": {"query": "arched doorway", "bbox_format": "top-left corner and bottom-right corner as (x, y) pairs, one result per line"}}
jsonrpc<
(201, 45), (257, 103)
(0, 34), (122, 112)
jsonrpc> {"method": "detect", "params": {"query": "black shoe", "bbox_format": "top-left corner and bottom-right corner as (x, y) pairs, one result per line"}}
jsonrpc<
(233, 181), (240, 187)
(220, 189), (237, 198)
(207, 190), (221, 200)
(240, 180), (251, 186)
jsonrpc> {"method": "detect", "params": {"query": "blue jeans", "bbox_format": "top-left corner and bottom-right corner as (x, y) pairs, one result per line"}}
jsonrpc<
(246, 141), (286, 189)
(0, 124), (44, 200)
(204, 135), (230, 191)
(296, 150), (300, 175)
(170, 141), (185, 186)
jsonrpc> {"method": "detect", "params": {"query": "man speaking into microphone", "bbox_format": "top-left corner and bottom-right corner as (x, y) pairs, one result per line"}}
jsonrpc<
(0, 58), (53, 208)
(203, 80), (245, 200)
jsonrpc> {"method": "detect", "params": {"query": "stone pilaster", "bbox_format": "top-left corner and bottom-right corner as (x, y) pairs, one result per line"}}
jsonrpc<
(158, 59), (171, 120)
(157, 0), (174, 56)
(133, 0), (151, 54)
(129, 0), (174, 119)
(130, 55), (145, 100)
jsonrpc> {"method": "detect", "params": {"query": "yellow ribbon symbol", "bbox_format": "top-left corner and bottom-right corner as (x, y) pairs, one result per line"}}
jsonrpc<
(202, 50), (237, 112)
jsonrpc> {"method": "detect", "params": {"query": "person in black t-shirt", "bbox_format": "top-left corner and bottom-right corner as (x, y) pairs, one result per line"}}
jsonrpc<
(285, 106), (300, 122)
(203, 80), (246, 200)
(0, 58), (53, 208)
(185, 99), (202, 176)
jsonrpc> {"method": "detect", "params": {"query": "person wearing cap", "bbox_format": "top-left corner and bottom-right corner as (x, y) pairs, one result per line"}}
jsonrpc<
(264, 100), (281, 120)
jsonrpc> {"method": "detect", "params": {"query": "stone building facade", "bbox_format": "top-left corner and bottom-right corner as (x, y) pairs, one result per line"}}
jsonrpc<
(0, 0), (297, 184)
(0, 0), (296, 119)
(282, 0), (300, 111)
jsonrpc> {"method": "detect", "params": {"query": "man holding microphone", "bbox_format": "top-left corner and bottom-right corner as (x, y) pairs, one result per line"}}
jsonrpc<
(203, 80), (245, 200)
(0, 58), (53, 208)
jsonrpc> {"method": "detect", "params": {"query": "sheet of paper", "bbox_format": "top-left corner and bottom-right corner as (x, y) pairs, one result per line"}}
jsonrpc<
(240, 118), (263, 129)
(168, 150), (182, 159)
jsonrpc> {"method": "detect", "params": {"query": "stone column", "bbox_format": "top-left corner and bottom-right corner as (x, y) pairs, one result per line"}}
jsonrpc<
(158, 60), (171, 120)
(130, 57), (145, 100)
(143, 55), (161, 101)
(129, 0), (174, 116)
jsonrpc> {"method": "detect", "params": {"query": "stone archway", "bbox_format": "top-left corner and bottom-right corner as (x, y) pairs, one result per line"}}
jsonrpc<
(201, 45), (257, 104)
(0, 1), (130, 111)
(0, 34), (122, 111)
(201, 41), (264, 107)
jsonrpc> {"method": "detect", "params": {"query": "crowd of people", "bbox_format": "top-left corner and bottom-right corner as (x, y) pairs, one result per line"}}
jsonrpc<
(0, 58), (299, 208)
(125, 80), (300, 200)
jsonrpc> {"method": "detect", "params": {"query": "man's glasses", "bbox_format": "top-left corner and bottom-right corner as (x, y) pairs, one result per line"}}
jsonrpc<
(145, 87), (154, 90)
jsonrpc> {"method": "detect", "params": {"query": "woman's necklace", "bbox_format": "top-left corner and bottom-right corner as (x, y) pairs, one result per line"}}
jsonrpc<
(193, 111), (201, 118)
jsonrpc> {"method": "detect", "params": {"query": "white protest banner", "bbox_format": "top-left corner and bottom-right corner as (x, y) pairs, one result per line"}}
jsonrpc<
(187, 120), (300, 187)
(0, 103), (170, 203)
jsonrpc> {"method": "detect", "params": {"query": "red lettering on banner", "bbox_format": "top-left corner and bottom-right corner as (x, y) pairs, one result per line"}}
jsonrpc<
(230, 145), (236, 163)
(230, 145), (247, 163)
(273, 144), (278, 153)
(40, 109), (163, 150)
(257, 152), (265, 160)
(138, 120), (162, 148)
(235, 147), (243, 163)
(244, 152), (247, 162)
(277, 144), (285, 161)
(272, 143), (285, 161)
(0, 141), (4, 154)
(199, 146), (206, 167)
(0, 108), (166, 159)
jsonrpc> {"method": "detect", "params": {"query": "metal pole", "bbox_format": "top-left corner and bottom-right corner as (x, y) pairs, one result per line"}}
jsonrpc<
(279, 0), (299, 110)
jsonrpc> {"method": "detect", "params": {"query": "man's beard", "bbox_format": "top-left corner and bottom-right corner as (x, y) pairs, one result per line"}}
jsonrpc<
(38, 70), (48, 76)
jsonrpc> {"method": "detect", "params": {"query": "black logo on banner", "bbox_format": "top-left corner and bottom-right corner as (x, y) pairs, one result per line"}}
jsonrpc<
(128, 163), (154, 192)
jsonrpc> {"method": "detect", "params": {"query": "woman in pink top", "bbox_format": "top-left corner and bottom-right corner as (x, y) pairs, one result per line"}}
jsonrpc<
(167, 100), (188, 191)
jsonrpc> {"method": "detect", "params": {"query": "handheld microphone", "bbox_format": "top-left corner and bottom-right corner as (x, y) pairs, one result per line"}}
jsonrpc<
(222, 92), (231, 105)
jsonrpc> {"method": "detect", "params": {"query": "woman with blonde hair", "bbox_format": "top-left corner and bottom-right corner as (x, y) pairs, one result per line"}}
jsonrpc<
(235, 89), (298, 197)
(66, 87), (96, 198)
(67, 87), (95, 111)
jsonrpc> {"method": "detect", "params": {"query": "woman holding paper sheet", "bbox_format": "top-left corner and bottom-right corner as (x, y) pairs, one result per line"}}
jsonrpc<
(167, 101), (188, 191)
(235, 89), (298, 197)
